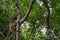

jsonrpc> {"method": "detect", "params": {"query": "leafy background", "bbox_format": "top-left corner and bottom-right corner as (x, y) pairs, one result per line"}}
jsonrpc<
(0, 0), (60, 40)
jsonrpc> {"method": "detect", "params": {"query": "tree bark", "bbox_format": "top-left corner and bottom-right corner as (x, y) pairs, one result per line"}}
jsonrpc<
(14, 0), (35, 40)
(14, 0), (20, 40)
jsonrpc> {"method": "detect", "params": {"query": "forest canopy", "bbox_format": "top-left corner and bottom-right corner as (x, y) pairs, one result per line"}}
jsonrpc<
(0, 0), (60, 40)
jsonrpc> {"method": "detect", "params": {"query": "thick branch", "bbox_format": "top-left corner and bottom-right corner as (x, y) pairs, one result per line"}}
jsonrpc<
(20, 0), (35, 24)
(42, 0), (50, 29)
(14, 0), (20, 40)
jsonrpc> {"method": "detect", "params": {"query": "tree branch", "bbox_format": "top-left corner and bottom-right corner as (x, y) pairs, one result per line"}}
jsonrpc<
(20, 0), (35, 24)
(14, 0), (20, 40)
(13, 0), (20, 18)
(42, 0), (50, 29)
(13, 0), (35, 40)
(0, 32), (7, 40)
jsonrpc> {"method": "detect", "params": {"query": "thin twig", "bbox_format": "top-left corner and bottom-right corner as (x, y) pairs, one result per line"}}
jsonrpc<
(20, 0), (35, 24)
(13, 0), (20, 18)
(42, 0), (50, 29)
(0, 32), (7, 40)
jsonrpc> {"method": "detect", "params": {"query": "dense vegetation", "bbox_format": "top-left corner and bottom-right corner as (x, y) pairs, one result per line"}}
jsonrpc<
(0, 0), (60, 40)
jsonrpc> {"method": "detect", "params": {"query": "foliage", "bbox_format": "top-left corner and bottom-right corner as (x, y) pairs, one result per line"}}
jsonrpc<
(0, 0), (60, 40)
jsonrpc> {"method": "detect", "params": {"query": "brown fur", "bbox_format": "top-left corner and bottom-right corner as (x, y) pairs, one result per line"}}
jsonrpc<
(9, 18), (17, 34)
